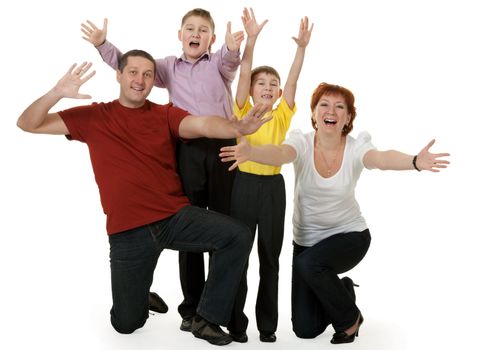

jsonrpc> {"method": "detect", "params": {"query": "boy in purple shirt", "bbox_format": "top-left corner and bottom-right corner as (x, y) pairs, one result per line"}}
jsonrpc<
(81, 8), (244, 333)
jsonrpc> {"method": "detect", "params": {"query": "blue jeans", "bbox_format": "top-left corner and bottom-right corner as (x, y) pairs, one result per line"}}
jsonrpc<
(109, 205), (252, 333)
(291, 229), (371, 338)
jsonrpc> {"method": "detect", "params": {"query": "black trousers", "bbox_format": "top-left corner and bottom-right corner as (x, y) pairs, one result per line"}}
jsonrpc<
(227, 171), (286, 335)
(291, 229), (371, 338)
(176, 138), (236, 319)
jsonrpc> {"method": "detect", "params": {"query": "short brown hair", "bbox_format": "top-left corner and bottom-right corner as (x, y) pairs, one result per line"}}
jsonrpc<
(118, 49), (156, 74)
(251, 66), (281, 85)
(181, 8), (215, 33)
(310, 82), (357, 135)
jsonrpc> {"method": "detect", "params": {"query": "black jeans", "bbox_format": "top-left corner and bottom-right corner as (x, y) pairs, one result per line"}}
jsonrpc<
(176, 138), (236, 320)
(227, 171), (286, 335)
(109, 205), (251, 334)
(291, 229), (371, 338)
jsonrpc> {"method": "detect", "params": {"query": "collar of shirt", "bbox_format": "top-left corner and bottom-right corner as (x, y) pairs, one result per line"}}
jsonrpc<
(178, 51), (210, 64)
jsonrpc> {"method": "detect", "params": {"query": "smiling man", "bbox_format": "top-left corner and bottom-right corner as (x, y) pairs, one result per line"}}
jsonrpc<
(16, 49), (270, 346)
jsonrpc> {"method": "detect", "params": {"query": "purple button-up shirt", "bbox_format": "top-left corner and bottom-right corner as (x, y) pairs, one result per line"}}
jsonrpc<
(97, 40), (240, 119)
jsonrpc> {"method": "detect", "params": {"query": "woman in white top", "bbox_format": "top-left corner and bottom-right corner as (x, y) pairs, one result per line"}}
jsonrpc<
(220, 82), (450, 344)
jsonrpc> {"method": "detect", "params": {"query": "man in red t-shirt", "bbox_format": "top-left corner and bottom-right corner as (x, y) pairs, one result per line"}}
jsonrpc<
(17, 49), (270, 346)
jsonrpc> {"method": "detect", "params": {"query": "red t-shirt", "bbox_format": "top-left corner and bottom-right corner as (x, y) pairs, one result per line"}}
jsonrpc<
(59, 100), (191, 234)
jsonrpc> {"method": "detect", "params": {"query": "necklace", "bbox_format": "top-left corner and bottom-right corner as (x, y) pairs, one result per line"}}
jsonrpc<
(315, 138), (344, 177)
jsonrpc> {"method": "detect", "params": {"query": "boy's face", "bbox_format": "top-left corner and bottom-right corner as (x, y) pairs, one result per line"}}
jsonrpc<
(178, 15), (216, 62)
(250, 72), (282, 110)
(116, 56), (155, 108)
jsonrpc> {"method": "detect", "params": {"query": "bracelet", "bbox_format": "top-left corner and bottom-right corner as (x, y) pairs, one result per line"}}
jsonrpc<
(412, 155), (421, 172)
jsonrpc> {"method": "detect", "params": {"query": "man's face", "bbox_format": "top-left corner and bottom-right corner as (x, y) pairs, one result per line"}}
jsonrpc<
(117, 56), (155, 108)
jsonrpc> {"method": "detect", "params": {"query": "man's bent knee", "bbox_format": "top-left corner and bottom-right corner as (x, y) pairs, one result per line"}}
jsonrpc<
(233, 222), (253, 248)
(111, 315), (146, 334)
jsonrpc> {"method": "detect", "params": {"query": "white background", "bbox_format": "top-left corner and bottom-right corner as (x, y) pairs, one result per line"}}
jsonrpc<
(1, 0), (486, 349)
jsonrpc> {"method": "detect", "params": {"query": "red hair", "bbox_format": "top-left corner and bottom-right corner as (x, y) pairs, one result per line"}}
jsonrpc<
(310, 83), (357, 135)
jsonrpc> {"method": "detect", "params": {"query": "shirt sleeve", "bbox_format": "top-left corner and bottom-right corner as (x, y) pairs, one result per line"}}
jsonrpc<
(215, 44), (241, 82)
(274, 98), (297, 131)
(283, 129), (306, 163)
(232, 96), (253, 120)
(98, 40), (169, 89)
(96, 40), (122, 71)
(166, 104), (191, 140)
(153, 56), (173, 89)
(58, 104), (97, 143)
(354, 131), (376, 168)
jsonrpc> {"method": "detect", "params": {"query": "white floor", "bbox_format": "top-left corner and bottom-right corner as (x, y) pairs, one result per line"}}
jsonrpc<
(4, 243), (484, 350)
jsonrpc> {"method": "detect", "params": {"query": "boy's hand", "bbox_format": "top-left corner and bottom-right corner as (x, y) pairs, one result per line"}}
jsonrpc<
(226, 21), (245, 52)
(241, 7), (268, 39)
(292, 16), (314, 48)
(81, 18), (108, 47)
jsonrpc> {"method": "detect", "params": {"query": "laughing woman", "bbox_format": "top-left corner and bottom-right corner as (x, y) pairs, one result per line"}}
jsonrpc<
(220, 82), (450, 344)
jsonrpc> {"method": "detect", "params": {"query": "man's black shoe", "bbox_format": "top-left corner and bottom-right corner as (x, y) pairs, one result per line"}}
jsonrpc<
(259, 332), (277, 342)
(148, 292), (168, 313)
(180, 316), (193, 332)
(230, 331), (248, 343)
(191, 315), (233, 346)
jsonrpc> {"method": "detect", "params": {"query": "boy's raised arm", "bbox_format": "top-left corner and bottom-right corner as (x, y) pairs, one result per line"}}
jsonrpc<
(235, 8), (268, 109)
(217, 21), (244, 82)
(81, 18), (122, 71)
(225, 21), (245, 53)
(282, 16), (313, 109)
(80, 19), (166, 88)
(81, 18), (108, 47)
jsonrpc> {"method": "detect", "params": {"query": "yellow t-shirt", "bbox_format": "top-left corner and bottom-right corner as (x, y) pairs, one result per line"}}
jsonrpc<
(233, 96), (296, 175)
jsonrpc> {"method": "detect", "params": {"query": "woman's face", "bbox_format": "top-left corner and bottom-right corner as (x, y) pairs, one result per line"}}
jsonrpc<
(313, 93), (350, 134)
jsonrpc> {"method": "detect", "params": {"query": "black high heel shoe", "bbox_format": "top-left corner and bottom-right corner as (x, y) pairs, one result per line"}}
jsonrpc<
(330, 313), (364, 344)
(341, 276), (359, 302)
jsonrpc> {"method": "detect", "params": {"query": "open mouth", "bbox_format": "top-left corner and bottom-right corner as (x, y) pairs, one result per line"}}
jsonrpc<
(131, 86), (145, 94)
(189, 41), (200, 48)
(324, 118), (337, 125)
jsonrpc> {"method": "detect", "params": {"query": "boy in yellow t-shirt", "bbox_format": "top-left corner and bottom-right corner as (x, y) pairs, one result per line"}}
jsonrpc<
(226, 8), (313, 343)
